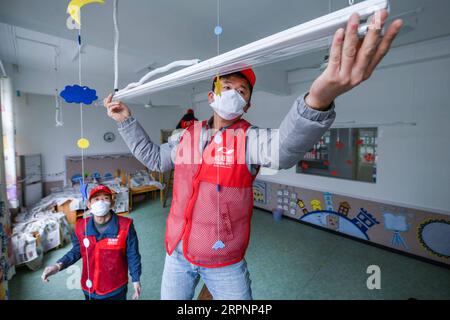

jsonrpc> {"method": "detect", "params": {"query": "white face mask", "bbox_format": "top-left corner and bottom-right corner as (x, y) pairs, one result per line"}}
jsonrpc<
(209, 89), (247, 120)
(90, 200), (111, 217)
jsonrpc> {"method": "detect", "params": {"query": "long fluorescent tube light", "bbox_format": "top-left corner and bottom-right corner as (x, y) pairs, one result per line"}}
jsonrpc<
(114, 0), (389, 101)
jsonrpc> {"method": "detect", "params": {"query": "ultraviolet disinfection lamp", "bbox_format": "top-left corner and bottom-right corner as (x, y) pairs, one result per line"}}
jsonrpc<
(113, 0), (389, 101)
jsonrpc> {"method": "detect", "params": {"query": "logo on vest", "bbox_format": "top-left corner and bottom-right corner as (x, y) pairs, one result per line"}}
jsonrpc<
(107, 237), (119, 246)
(214, 146), (234, 168)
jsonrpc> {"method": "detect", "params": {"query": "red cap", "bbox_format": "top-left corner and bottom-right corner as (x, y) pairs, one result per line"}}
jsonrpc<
(239, 68), (256, 88)
(187, 108), (194, 114)
(214, 68), (256, 88)
(89, 185), (112, 200)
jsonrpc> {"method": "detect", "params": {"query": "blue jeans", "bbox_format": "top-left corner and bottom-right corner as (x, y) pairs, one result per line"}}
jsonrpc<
(84, 287), (128, 300)
(161, 241), (252, 300)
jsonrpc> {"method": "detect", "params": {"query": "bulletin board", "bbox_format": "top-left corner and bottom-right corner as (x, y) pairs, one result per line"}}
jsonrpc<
(253, 180), (450, 267)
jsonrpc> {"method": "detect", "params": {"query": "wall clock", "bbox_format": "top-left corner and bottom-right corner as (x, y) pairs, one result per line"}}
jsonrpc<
(103, 132), (116, 143)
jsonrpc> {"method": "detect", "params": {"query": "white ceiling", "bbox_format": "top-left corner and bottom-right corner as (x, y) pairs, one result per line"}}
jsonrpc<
(0, 0), (449, 103)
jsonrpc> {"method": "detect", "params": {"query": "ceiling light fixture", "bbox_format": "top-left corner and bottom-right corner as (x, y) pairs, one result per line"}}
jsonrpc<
(114, 0), (389, 102)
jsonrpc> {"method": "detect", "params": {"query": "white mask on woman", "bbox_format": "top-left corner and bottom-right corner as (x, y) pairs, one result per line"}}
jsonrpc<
(90, 200), (111, 217)
(209, 89), (247, 120)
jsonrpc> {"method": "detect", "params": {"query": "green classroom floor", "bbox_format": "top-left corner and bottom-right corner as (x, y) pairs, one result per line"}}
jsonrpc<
(8, 198), (450, 300)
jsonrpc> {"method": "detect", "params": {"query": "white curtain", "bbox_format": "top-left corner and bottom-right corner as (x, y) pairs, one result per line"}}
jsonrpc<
(0, 77), (15, 300)
(0, 77), (18, 209)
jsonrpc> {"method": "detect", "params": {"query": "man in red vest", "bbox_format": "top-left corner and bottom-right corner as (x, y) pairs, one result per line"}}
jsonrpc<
(104, 12), (402, 299)
(41, 185), (142, 300)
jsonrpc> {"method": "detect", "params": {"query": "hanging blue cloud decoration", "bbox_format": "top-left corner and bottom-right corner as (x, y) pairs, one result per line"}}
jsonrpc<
(60, 85), (98, 104)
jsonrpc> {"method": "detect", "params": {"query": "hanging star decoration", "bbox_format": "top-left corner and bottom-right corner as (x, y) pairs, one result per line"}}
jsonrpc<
(214, 75), (222, 96)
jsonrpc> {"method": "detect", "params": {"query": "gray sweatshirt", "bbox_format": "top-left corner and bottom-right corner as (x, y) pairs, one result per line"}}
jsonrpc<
(117, 93), (336, 174)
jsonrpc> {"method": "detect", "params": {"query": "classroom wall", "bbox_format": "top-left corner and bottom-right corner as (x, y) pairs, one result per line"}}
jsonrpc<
(14, 93), (184, 184)
(11, 34), (450, 214)
(194, 35), (450, 214)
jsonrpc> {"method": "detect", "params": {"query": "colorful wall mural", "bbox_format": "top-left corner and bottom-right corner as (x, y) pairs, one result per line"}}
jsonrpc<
(253, 180), (450, 266)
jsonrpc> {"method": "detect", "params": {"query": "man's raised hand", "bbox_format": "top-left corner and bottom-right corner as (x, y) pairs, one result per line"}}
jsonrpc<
(306, 10), (404, 110)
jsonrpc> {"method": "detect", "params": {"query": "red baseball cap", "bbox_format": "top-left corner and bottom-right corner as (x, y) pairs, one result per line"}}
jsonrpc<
(214, 67), (256, 88)
(89, 185), (112, 200)
(239, 68), (256, 88)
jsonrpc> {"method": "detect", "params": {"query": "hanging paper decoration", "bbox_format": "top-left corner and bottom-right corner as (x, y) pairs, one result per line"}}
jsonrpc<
(80, 182), (89, 200)
(212, 240), (225, 250)
(336, 129), (343, 150)
(64, 0), (104, 301)
(67, 0), (105, 26)
(331, 170), (338, 176)
(66, 16), (81, 30)
(301, 162), (309, 170)
(214, 26), (223, 36)
(77, 138), (90, 149)
(364, 153), (375, 163)
(357, 139), (365, 146)
(55, 94), (64, 127)
(60, 85), (98, 105)
(213, 2), (222, 97)
(212, 0), (226, 251)
(335, 141), (345, 150)
(53, 47), (64, 127)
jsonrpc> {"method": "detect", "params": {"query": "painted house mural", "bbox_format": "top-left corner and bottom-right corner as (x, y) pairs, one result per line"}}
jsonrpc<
(253, 180), (450, 266)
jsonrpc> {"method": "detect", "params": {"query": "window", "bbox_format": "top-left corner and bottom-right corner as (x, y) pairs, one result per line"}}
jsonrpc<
(297, 128), (378, 183)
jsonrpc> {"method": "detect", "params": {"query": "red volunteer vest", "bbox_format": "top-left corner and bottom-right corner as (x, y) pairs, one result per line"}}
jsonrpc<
(75, 216), (131, 295)
(166, 119), (258, 268)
